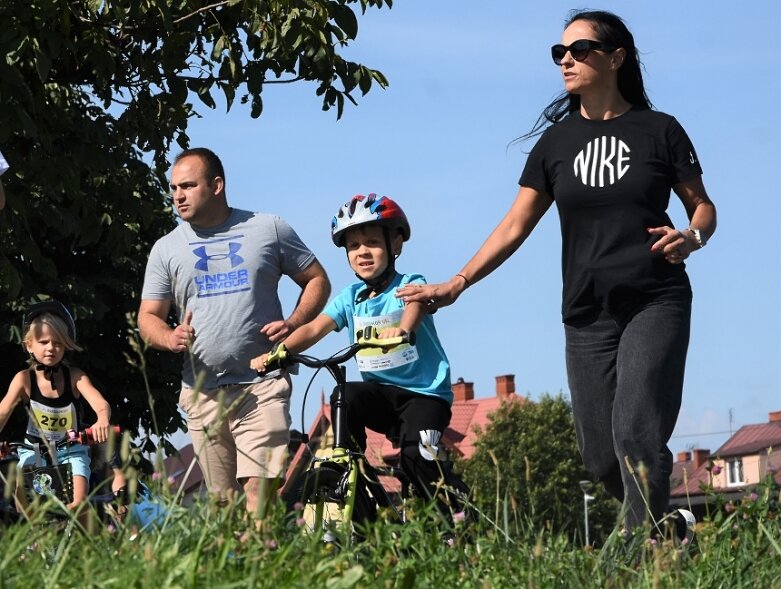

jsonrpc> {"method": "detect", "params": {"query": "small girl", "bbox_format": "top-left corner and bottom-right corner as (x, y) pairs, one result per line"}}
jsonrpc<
(0, 300), (112, 511)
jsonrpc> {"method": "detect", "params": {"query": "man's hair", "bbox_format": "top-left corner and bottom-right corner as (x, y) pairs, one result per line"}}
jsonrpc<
(174, 148), (226, 188)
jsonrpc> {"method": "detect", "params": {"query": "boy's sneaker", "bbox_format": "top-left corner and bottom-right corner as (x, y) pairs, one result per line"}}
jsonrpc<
(674, 508), (696, 546)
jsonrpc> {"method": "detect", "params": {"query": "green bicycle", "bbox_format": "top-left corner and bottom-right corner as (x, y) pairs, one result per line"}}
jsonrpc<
(266, 327), (415, 542)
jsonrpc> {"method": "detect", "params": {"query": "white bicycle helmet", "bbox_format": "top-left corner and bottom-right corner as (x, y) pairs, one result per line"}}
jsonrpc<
(331, 194), (410, 247)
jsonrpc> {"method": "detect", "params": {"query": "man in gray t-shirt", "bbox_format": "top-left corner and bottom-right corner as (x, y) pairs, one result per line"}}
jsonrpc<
(138, 147), (330, 515)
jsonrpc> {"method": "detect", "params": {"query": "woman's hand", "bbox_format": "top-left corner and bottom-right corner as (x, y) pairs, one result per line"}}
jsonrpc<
(396, 275), (468, 312)
(648, 226), (695, 265)
(260, 319), (298, 344)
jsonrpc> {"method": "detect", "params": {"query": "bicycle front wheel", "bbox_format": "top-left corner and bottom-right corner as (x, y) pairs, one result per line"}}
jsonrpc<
(284, 464), (376, 540)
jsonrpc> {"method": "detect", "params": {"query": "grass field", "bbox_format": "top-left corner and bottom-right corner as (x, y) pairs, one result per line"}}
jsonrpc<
(1, 477), (779, 589)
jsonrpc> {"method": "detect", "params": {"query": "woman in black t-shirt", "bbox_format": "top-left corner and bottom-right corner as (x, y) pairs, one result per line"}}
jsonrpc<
(397, 10), (716, 540)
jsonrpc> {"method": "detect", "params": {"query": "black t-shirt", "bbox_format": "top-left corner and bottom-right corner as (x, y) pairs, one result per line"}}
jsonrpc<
(520, 107), (701, 324)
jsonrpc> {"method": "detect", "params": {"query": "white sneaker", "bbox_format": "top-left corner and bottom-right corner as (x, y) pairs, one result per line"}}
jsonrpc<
(675, 508), (696, 545)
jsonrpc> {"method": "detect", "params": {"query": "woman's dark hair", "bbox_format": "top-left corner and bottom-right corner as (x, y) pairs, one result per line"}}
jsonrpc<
(525, 10), (652, 139)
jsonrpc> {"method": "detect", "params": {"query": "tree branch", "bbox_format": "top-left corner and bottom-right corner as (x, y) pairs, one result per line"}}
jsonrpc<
(173, 1), (233, 25)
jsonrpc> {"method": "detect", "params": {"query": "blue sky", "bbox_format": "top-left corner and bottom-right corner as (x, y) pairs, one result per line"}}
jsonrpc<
(174, 1), (781, 457)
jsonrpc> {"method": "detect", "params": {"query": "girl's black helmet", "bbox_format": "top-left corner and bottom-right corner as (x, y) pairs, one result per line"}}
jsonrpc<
(22, 300), (77, 342)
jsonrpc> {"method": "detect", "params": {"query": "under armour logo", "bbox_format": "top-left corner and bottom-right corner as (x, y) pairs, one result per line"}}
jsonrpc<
(192, 243), (244, 272)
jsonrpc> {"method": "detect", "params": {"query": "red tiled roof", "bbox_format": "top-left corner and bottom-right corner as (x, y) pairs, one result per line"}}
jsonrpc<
(447, 396), (521, 459)
(714, 421), (781, 457)
(670, 461), (714, 498)
(287, 392), (525, 482)
(163, 443), (203, 494)
(670, 458), (697, 489)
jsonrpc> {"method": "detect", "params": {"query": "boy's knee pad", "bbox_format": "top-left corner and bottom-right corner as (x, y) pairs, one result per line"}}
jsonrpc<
(417, 429), (447, 462)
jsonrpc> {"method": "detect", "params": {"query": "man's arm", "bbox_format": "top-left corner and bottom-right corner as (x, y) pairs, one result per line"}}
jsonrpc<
(260, 259), (331, 344)
(138, 299), (195, 353)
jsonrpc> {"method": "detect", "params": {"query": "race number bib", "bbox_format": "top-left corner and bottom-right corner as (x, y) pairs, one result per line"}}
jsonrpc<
(353, 310), (418, 372)
(27, 400), (76, 442)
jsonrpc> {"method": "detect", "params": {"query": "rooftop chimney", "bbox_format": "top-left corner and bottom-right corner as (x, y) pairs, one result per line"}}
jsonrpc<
(769, 411), (781, 423)
(676, 451), (692, 463)
(452, 377), (474, 402)
(495, 374), (515, 398)
(692, 448), (711, 469)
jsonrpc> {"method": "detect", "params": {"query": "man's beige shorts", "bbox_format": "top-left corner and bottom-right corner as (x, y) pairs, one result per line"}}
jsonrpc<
(178, 375), (292, 495)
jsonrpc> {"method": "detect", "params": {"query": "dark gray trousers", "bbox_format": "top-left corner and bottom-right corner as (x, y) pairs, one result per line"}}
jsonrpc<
(565, 296), (691, 530)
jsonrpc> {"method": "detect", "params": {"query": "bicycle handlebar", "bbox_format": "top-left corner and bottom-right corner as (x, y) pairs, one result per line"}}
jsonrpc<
(264, 326), (416, 372)
(67, 425), (122, 445)
(0, 426), (122, 458)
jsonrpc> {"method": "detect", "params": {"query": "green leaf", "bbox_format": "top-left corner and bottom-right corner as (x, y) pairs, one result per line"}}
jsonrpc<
(250, 95), (263, 118)
(331, 3), (359, 39)
(212, 35), (227, 61)
(221, 82), (236, 111)
(197, 84), (216, 109)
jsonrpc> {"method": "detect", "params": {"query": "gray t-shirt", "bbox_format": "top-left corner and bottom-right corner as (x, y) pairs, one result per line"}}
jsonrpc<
(141, 208), (316, 388)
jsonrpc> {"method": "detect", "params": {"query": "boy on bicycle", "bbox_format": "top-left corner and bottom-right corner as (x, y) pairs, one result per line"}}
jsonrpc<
(252, 194), (468, 520)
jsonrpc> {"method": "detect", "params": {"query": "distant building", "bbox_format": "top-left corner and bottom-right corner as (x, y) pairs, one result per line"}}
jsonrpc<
(282, 374), (525, 496)
(163, 442), (206, 505)
(669, 411), (781, 518)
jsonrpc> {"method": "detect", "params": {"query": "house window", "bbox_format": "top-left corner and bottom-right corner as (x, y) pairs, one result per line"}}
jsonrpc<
(727, 458), (744, 486)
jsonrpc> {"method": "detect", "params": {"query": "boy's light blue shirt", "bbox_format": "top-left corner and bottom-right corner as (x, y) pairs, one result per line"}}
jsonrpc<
(323, 272), (453, 404)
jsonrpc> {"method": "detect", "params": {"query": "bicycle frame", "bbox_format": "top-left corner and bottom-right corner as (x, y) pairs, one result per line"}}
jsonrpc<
(270, 327), (413, 539)
(0, 426), (121, 507)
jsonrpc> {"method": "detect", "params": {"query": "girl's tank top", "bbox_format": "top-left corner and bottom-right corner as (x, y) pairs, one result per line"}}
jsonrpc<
(25, 365), (80, 442)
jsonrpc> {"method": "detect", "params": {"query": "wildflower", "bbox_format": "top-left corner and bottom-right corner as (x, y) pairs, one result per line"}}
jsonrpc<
(724, 502), (735, 513)
(746, 492), (759, 502)
(151, 471), (162, 481)
(453, 510), (466, 523)
(711, 464), (722, 475)
(264, 539), (278, 550)
(167, 475), (177, 485)
(296, 517), (306, 526)
(293, 502), (304, 511)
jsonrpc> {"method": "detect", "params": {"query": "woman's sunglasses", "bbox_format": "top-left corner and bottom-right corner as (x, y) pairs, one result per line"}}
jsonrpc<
(551, 39), (616, 65)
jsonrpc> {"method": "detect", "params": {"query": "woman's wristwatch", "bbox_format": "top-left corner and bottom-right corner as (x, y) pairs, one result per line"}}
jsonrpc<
(688, 227), (707, 249)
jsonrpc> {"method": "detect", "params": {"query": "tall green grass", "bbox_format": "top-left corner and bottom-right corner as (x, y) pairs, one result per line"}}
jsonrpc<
(1, 476), (779, 589)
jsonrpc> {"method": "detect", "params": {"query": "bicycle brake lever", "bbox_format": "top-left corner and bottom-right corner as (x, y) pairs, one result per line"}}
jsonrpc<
(263, 343), (289, 371)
